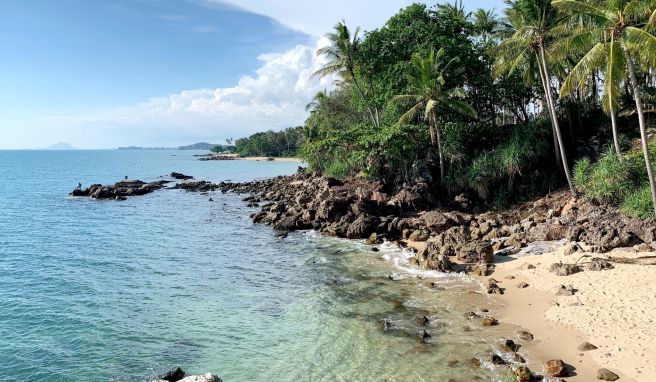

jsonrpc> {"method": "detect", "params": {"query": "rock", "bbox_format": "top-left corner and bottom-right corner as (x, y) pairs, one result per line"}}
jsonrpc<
(506, 233), (527, 249)
(157, 367), (185, 382)
(564, 242), (583, 255)
(412, 242), (453, 272)
(486, 280), (504, 295)
(422, 211), (456, 233)
(586, 259), (614, 271)
(471, 265), (490, 276)
(514, 366), (534, 382)
(556, 284), (575, 296)
(512, 353), (526, 363)
(516, 282), (529, 289)
(170, 172), (193, 180)
(549, 262), (581, 276)
(505, 275), (516, 280)
(597, 368), (619, 381)
(408, 229), (430, 242)
(481, 316), (498, 326)
(465, 358), (481, 368)
(447, 359), (459, 367)
(578, 342), (598, 351)
(417, 329), (431, 342)
(178, 374), (222, 382)
(546, 359), (569, 377)
(517, 330), (534, 341)
(272, 215), (299, 232)
(491, 354), (505, 365)
(498, 339), (519, 352)
(464, 311), (480, 319)
(346, 215), (378, 239)
(522, 263), (536, 270)
(366, 232), (383, 245)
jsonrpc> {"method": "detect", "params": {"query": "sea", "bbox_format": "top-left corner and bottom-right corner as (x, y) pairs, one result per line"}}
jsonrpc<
(0, 150), (522, 382)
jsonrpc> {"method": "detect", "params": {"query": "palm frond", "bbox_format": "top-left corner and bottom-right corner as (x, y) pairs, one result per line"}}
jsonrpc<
(560, 42), (606, 96)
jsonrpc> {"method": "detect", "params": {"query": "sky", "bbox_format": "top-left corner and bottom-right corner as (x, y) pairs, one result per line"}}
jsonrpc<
(0, 0), (504, 149)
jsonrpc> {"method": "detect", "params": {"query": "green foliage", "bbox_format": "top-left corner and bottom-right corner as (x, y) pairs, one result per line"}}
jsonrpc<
(235, 127), (305, 157)
(621, 185), (655, 219)
(575, 149), (641, 203)
(324, 159), (351, 180)
(573, 157), (592, 190)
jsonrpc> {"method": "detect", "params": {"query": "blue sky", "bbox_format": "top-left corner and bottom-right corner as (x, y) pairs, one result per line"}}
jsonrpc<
(0, 0), (504, 149)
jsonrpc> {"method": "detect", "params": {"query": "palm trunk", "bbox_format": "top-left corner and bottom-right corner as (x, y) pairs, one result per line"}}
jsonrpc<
(537, 53), (563, 169)
(625, 49), (656, 216)
(609, 105), (622, 158)
(538, 45), (576, 196)
(431, 111), (445, 183)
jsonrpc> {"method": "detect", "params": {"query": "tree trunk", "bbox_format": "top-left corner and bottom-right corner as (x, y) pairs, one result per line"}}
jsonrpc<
(625, 49), (656, 216)
(539, 45), (577, 196)
(537, 53), (563, 169)
(609, 106), (622, 158)
(349, 68), (379, 129)
(431, 110), (445, 183)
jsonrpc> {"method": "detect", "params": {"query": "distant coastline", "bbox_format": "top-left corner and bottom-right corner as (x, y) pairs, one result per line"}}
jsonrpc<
(118, 142), (228, 151)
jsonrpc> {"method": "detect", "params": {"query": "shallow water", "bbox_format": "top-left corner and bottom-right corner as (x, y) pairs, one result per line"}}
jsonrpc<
(0, 150), (519, 381)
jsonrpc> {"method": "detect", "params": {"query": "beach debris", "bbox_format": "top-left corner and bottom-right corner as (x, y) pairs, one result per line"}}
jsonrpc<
(596, 368), (620, 381)
(549, 262), (581, 276)
(546, 359), (569, 377)
(564, 242), (583, 255)
(516, 282), (529, 288)
(578, 341), (598, 351)
(481, 316), (498, 326)
(556, 284), (576, 296)
(517, 330), (534, 341)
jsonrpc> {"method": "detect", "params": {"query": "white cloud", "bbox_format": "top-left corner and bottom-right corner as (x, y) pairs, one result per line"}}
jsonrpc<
(49, 38), (335, 146)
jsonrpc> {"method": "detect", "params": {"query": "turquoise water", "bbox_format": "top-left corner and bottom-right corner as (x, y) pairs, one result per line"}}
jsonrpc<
(0, 150), (514, 382)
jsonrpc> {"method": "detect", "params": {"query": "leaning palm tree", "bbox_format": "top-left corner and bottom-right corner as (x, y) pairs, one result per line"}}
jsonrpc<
(553, 0), (656, 215)
(494, 0), (576, 196)
(391, 48), (477, 182)
(313, 21), (379, 128)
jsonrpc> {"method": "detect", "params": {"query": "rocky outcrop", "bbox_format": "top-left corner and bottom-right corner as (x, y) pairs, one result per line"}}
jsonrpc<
(70, 179), (168, 200)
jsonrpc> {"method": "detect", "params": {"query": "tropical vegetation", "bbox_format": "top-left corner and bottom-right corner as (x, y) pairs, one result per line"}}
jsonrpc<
(293, 0), (655, 216)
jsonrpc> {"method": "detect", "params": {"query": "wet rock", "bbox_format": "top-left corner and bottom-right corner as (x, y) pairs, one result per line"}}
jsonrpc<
(412, 242), (453, 272)
(447, 359), (459, 367)
(178, 374), (222, 382)
(546, 359), (569, 377)
(465, 358), (481, 368)
(498, 339), (519, 352)
(512, 353), (526, 363)
(170, 172), (193, 180)
(556, 284), (576, 296)
(517, 331), (534, 341)
(491, 354), (505, 365)
(464, 311), (480, 319)
(597, 368), (619, 380)
(366, 233), (383, 245)
(417, 329), (432, 343)
(481, 316), (498, 326)
(346, 215), (378, 239)
(157, 367), (185, 382)
(516, 282), (529, 289)
(471, 265), (490, 276)
(514, 366), (535, 382)
(272, 215), (299, 232)
(549, 262), (581, 276)
(578, 342), (598, 351)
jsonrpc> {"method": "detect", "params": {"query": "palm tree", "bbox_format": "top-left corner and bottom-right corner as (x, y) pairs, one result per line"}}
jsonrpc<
(313, 21), (380, 128)
(553, 0), (656, 214)
(473, 8), (501, 44)
(391, 48), (477, 182)
(305, 90), (329, 113)
(494, 0), (576, 196)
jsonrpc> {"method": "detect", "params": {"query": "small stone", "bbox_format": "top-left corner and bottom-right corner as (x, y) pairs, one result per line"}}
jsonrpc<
(512, 353), (526, 363)
(481, 316), (498, 326)
(546, 359), (569, 377)
(516, 282), (529, 288)
(366, 233), (383, 245)
(597, 368), (619, 381)
(417, 329), (431, 342)
(472, 264), (489, 276)
(564, 242), (582, 255)
(464, 311), (480, 319)
(465, 358), (481, 368)
(522, 263), (536, 270)
(556, 284), (575, 296)
(549, 262), (581, 276)
(447, 359), (459, 367)
(578, 342), (598, 351)
(487, 279), (504, 294)
(491, 354), (505, 365)
(505, 275), (516, 280)
(517, 330), (534, 341)
(480, 308), (489, 313)
(514, 366), (534, 382)
(498, 339), (519, 352)
(587, 259), (614, 271)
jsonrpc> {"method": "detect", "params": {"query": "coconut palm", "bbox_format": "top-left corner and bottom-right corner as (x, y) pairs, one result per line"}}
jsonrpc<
(313, 21), (379, 128)
(474, 8), (501, 44)
(553, 0), (656, 214)
(391, 48), (477, 182)
(494, 0), (576, 196)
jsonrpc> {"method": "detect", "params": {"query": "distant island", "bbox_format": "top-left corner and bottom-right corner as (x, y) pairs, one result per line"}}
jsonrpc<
(117, 142), (229, 151)
(46, 142), (78, 150)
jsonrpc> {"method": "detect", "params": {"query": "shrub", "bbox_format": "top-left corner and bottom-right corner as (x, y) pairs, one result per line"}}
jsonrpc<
(576, 149), (640, 204)
(324, 159), (350, 180)
(573, 157), (592, 191)
(621, 185), (654, 219)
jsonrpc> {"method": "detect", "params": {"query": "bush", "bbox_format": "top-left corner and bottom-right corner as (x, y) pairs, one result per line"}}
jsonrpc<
(575, 149), (640, 204)
(621, 185), (654, 219)
(572, 157), (592, 191)
(324, 159), (350, 180)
